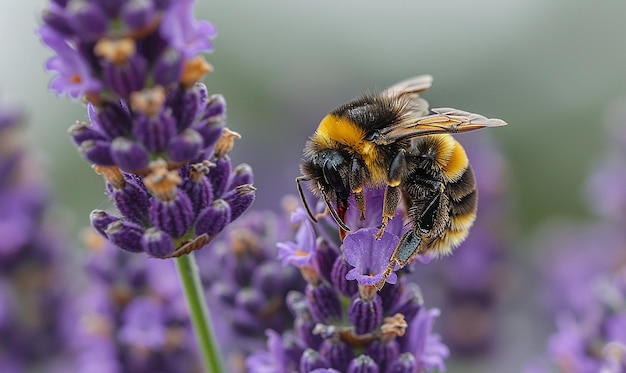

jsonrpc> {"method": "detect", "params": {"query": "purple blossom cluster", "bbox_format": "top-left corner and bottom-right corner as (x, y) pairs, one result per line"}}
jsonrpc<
(247, 189), (449, 372)
(66, 230), (203, 372)
(0, 105), (71, 371)
(39, 0), (256, 257)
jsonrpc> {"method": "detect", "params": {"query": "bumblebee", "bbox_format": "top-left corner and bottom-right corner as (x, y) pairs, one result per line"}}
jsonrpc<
(297, 75), (506, 279)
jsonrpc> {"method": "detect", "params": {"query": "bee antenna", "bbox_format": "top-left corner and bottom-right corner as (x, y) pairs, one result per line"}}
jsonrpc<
(296, 176), (318, 223)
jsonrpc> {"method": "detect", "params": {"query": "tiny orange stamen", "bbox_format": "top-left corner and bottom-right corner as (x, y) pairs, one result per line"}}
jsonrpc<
(180, 56), (212, 86)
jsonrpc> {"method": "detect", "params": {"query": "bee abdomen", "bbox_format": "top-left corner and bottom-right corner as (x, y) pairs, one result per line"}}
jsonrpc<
(448, 164), (478, 232)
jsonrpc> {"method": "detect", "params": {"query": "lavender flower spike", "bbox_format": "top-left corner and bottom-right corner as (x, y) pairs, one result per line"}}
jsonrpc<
(250, 189), (449, 372)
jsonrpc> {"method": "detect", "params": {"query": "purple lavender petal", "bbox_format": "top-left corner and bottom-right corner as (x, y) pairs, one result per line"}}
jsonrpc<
(277, 209), (317, 269)
(344, 228), (399, 286)
(39, 27), (102, 98)
(159, 0), (217, 58)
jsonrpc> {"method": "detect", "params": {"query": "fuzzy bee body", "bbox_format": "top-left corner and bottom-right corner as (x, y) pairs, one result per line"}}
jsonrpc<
(297, 75), (505, 277)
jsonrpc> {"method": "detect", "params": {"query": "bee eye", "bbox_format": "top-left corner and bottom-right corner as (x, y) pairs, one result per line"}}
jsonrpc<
(323, 156), (349, 198)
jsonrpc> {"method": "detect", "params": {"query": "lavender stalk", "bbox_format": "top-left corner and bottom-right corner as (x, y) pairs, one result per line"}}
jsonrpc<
(175, 253), (223, 372)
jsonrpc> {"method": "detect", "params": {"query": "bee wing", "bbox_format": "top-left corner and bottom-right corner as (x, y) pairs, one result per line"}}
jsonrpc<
(372, 107), (507, 145)
(383, 75), (434, 98)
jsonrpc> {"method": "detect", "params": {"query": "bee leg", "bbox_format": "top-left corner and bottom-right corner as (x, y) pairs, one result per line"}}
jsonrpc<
(376, 185), (400, 239)
(393, 229), (423, 267)
(354, 191), (366, 221)
(350, 158), (367, 220)
(375, 149), (407, 239)
(375, 229), (423, 290)
(388, 149), (407, 188)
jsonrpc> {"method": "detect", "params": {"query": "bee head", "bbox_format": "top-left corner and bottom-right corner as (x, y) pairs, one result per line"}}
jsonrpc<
(298, 149), (352, 232)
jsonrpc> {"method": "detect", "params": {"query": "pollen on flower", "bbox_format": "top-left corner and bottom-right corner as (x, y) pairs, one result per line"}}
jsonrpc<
(129, 86), (166, 116)
(380, 313), (408, 340)
(93, 165), (125, 189)
(189, 160), (214, 183)
(214, 128), (241, 159)
(94, 37), (137, 65)
(70, 74), (83, 84)
(143, 159), (182, 201)
(181, 56), (213, 86)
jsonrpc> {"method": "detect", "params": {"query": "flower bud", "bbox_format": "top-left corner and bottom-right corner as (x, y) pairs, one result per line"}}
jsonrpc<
(141, 228), (174, 257)
(167, 128), (203, 163)
(68, 121), (106, 145)
(300, 349), (330, 371)
(319, 339), (354, 372)
(94, 103), (132, 140)
(223, 184), (256, 222)
(132, 111), (176, 153)
(305, 283), (341, 323)
(349, 294), (382, 335)
(385, 353), (416, 373)
(347, 355), (379, 373)
(67, 0), (108, 39)
(230, 163), (254, 189)
(209, 156), (231, 197)
(105, 220), (145, 253)
(120, 0), (156, 32)
(110, 137), (149, 171)
(331, 255), (357, 297)
(152, 49), (183, 87)
(364, 340), (399, 372)
(102, 55), (148, 98)
(78, 139), (115, 166)
(108, 178), (150, 225)
(90, 209), (120, 237)
(195, 199), (230, 237)
(149, 191), (194, 238)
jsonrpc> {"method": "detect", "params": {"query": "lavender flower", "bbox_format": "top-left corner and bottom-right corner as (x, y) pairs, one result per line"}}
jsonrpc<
(0, 104), (72, 370)
(40, 0), (255, 257)
(67, 229), (203, 372)
(247, 189), (449, 372)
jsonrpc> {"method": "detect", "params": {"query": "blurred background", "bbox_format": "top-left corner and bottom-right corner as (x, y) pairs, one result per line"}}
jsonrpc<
(1, 0), (626, 371)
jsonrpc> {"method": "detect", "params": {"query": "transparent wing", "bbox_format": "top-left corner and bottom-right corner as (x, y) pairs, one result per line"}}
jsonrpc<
(383, 75), (434, 98)
(372, 107), (507, 145)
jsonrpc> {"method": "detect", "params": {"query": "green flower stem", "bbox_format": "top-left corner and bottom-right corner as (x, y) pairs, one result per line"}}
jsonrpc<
(175, 252), (224, 373)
